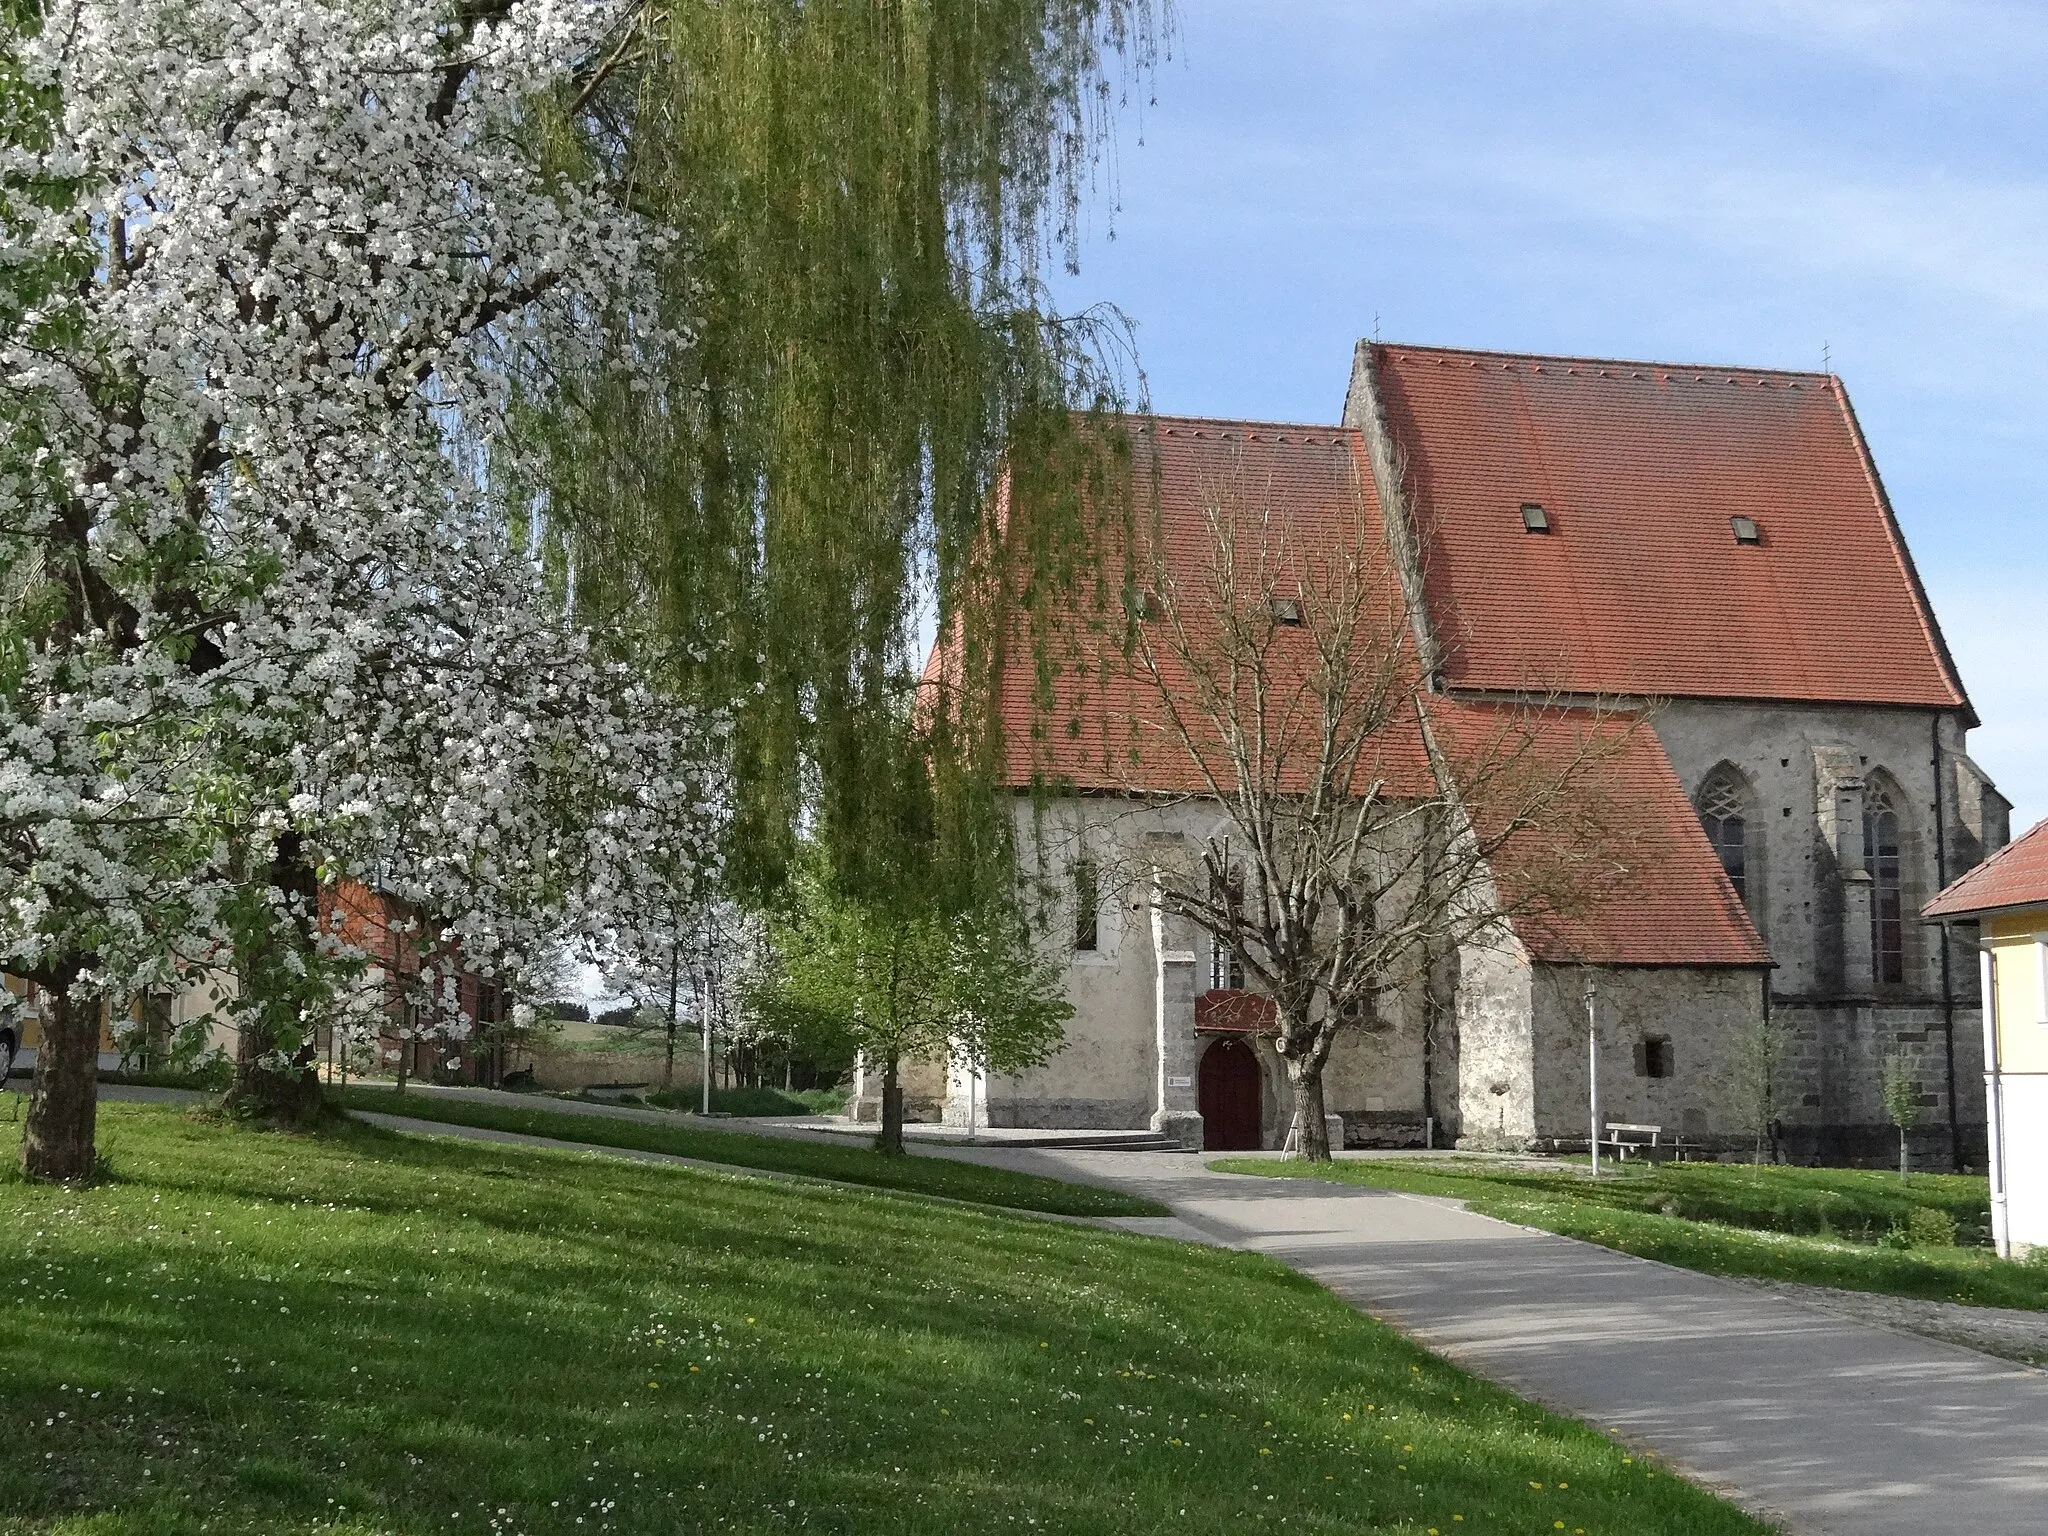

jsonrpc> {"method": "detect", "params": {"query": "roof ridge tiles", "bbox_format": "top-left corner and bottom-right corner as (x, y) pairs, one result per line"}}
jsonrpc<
(1369, 338), (1834, 386)
(1138, 410), (1358, 436)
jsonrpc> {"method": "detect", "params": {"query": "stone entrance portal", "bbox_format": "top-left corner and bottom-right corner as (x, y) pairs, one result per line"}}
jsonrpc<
(1198, 1037), (1262, 1150)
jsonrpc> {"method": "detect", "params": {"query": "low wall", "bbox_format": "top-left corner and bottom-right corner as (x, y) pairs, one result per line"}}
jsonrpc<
(525, 1045), (701, 1093)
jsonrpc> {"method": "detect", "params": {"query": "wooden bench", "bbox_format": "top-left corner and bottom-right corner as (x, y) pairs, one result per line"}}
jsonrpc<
(1599, 1122), (1687, 1163)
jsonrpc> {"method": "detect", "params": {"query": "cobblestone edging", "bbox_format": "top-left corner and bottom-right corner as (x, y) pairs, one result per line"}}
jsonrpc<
(1731, 1275), (2048, 1369)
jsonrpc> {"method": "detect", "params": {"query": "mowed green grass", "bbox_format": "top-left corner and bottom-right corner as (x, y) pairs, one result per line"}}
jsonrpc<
(1215, 1156), (2041, 1310)
(0, 1105), (1770, 1536)
(336, 1085), (1162, 1218)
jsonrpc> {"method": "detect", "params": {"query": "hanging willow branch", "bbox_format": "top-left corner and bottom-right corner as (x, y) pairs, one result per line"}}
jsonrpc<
(515, 0), (1165, 900)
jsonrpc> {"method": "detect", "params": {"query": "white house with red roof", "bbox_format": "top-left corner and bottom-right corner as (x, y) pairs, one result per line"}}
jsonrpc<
(904, 342), (2008, 1162)
(1926, 818), (2048, 1253)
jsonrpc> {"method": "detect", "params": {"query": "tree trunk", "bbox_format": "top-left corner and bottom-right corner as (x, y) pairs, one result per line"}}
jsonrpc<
(663, 945), (679, 1091)
(1899, 1128), (1911, 1181)
(22, 979), (100, 1182)
(876, 1053), (906, 1156)
(227, 1021), (323, 1125)
(220, 831), (324, 1124)
(1285, 1053), (1332, 1162)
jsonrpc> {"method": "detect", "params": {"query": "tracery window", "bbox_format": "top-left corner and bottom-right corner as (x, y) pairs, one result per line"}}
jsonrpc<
(1697, 770), (1751, 907)
(1864, 780), (1905, 986)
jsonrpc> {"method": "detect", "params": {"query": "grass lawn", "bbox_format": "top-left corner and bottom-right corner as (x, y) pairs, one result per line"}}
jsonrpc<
(1213, 1156), (2047, 1310)
(0, 1104), (1769, 1536)
(335, 1085), (1164, 1219)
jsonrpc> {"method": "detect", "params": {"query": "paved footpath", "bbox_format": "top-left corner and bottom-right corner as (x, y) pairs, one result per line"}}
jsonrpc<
(926, 1145), (2048, 1536)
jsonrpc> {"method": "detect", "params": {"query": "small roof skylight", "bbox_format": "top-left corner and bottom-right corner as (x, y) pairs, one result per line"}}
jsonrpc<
(1521, 502), (1550, 534)
(1730, 515), (1762, 545)
(1271, 597), (1304, 626)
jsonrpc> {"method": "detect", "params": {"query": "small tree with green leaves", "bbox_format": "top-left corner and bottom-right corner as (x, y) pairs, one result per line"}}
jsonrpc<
(1732, 1011), (1792, 1165)
(1880, 1049), (1923, 1181)
(756, 866), (1071, 1155)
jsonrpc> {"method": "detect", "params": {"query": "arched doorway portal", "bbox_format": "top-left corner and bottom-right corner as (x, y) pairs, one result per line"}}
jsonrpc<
(1199, 1037), (1263, 1151)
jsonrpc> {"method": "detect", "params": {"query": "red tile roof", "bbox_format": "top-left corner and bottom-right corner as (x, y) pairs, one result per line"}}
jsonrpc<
(1924, 817), (2048, 919)
(969, 410), (1770, 970)
(1425, 698), (1771, 968)
(989, 416), (1438, 798)
(1367, 344), (1970, 715)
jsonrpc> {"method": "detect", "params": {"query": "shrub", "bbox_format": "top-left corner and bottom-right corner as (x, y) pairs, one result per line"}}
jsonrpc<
(1907, 1206), (1958, 1248)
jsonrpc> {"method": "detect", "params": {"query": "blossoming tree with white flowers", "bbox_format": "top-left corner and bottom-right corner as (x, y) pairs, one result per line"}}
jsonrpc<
(0, 0), (719, 1178)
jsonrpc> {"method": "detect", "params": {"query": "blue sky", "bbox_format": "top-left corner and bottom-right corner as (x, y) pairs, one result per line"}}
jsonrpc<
(1051, 0), (2048, 826)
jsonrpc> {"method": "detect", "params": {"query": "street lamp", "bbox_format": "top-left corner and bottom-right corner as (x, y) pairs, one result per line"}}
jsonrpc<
(1586, 974), (1600, 1180)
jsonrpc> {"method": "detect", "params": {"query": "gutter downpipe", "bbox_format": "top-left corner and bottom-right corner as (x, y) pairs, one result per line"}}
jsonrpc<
(1934, 715), (1962, 1171)
(1980, 941), (2009, 1257)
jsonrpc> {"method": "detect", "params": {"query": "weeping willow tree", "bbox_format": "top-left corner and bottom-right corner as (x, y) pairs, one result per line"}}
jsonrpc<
(525, 0), (1164, 899)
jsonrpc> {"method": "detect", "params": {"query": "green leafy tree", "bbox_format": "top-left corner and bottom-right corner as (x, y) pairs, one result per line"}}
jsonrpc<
(758, 865), (1071, 1155)
(1881, 1049), (1924, 1181)
(1732, 1011), (1792, 1165)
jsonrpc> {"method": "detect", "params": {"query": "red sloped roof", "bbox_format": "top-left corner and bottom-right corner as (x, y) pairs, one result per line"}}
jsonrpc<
(990, 415), (1437, 798)
(1426, 698), (1771, 968)
(960, 412), (1770, 971)
(1924, 817), (2048, 919)
(1369, 344), (1970, 714)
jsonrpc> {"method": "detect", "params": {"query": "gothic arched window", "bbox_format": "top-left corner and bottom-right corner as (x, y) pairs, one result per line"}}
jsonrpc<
(1697, 770), (1752, 908)
(1864, 779), (1905, 985)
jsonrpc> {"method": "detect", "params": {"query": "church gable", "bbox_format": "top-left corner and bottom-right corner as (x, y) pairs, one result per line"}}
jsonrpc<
(1351, 342), (1971, 716)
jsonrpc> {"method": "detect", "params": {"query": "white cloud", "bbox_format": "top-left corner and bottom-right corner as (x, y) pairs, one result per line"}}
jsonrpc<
(1333, 0), (2048, 80)
(1461, 144), (2048, 321)
(1630, 0), (2048, 79)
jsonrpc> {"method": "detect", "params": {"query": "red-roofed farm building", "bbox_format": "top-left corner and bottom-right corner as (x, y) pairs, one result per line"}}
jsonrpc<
(899, 343), (2008, 1165)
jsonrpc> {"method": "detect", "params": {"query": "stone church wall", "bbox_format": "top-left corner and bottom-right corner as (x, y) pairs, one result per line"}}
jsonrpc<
(1449, 934), (1536, 1148)
(1650, 699), (2001, 1168)
(1525, 963), (1764, 1150)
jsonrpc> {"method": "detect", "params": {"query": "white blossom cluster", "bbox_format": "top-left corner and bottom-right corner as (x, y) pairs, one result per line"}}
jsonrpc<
(0, 0), (719, 1060)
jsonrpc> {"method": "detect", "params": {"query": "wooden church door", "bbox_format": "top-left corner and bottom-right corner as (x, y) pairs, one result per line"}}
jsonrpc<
(1199, 1037), (1263, 1151)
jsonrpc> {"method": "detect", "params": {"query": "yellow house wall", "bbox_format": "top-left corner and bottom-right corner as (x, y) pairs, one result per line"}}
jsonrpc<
(1987, 912), (2048, 1073)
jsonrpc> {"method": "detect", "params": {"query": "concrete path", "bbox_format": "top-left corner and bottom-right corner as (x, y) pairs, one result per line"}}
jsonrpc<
(916, 1145), (2048, 1536)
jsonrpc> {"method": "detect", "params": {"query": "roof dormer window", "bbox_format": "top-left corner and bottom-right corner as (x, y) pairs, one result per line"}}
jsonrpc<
(1270, 597), (1303, 626)
(1730, 515), (1762, 545)
(1520, 502), (1550, 534)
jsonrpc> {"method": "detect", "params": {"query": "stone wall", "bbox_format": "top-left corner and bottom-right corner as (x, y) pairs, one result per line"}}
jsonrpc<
(1650, 698), (2001, 1166)
(1526, 962), (1764, 1149)
(1773, 997), (1987, 1167)
(973, 798), (1170, 1129)
(848, 1054), (948, 1124)
(1449, 933), (1536, 1148)
(970, 795), (1438, 1141)
(1651, 699), (1995, 1006)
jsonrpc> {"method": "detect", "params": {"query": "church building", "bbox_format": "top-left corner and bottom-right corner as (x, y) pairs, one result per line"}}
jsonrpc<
(916, 343), (2009, 1164)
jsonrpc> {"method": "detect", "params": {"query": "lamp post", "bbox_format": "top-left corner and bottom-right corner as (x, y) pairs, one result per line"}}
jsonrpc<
(1586, 974), (1600, 1180)
(698, 969), (712, 1116)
